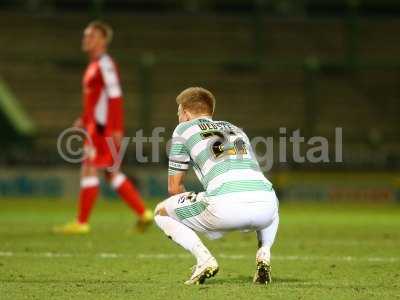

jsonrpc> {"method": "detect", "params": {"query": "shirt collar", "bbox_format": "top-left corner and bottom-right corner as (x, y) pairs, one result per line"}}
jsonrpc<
(192, 115), (213, 121)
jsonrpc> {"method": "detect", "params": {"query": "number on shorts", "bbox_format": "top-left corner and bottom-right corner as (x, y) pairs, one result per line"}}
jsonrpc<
(178, 192), (197, 204)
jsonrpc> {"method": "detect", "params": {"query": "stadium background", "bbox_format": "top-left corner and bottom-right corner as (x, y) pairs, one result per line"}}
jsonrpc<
(0, 0), (399, 202)
(0, 1), (399, 299)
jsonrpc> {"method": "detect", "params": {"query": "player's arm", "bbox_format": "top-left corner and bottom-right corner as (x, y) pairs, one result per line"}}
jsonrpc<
(167, 129), (190, 196)
(108, 99), (124, 146)
(168, 172), (186, 195)
(99, 57), (124, 145)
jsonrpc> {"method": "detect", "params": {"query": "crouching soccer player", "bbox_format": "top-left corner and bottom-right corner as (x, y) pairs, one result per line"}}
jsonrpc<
(155, 87), (279, 285)
(54, 21), (153, 234)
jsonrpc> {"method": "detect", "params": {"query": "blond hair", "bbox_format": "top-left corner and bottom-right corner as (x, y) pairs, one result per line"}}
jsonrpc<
(176, 87), (216, 115)
(87, 20), (114, 44)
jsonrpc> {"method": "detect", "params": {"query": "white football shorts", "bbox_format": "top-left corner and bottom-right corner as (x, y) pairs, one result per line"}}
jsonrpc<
(159, 190), (279, 239)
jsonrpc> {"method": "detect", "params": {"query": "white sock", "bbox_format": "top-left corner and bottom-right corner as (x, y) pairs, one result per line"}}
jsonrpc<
(256, 214), (279, 262)
(257, 214), (279, 248)
(256, 246), (271, 262)
(155, 215), (212, 264)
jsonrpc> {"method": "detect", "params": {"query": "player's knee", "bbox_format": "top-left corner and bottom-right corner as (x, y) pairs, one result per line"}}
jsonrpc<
(109, 172), (126, 189)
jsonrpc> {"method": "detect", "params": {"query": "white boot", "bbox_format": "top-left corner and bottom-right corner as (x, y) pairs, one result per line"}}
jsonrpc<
(185, 256), (219, 285)
(253, 247), (272, 285)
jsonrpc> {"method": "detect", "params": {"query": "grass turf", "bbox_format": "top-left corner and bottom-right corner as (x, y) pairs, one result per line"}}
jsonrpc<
(0, 199), (399, 299)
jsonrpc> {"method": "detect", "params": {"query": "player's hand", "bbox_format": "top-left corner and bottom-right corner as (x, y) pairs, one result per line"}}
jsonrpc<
(73, 118), (83, 128)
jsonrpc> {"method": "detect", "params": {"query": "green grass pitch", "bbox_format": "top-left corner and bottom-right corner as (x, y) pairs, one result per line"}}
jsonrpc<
(0, 199), (399, 299)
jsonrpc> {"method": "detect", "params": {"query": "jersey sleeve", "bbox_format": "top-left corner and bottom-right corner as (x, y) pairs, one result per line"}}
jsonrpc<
(99, 56), (122, 99)
(168, 126), (191, 175)
(99, 56), (124, 132)
(108, 97), (124, 132)
(82, 64), (103, 128)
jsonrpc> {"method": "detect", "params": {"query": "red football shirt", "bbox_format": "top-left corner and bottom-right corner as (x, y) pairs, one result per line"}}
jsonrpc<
(82, 53), (124, 136)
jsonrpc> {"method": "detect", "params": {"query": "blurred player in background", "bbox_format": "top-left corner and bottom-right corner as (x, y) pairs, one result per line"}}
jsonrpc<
(154, 87), (279, 285)
(54, 21), (153, 234)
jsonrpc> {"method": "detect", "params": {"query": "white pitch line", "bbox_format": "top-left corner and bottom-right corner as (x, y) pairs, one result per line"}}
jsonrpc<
(138, 253), (400, 263)
(0, 251), (398, 263)
(99, 253), (121, 258)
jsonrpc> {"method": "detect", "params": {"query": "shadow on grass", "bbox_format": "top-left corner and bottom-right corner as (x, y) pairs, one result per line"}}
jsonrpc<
(207, 275), (304, 285)
(273, 277), (304, 283)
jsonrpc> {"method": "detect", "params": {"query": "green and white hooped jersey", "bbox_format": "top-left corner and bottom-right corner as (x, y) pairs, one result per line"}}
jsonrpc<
(168, 117), (273, 197)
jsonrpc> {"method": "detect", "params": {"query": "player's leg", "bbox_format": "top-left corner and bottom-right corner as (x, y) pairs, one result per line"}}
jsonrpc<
(53, 163), (99, 234)
(105, 170), (153, 231)
(253, 214), (279, 284)
(77, 163), (100, 224)
(256, 213), (279, 261)
(154, 193), (218, 285)
(253, 193), (280, 285)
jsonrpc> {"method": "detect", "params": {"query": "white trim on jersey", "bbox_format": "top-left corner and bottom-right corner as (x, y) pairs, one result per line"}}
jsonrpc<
(94, 89), (108, 125)
(99, 54), (122, 99)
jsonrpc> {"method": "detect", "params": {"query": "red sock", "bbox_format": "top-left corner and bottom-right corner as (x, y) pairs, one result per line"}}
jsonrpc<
(112, 174), (146, 216)
(77, 177), (99, 224)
